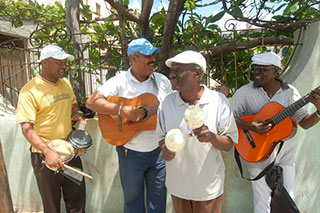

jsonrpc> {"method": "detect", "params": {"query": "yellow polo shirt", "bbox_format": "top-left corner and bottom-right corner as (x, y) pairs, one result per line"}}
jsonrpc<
(16, 75), (77, 153)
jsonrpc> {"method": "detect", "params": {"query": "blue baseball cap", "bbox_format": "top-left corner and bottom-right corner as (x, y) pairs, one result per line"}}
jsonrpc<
(127, 38), (160, 56)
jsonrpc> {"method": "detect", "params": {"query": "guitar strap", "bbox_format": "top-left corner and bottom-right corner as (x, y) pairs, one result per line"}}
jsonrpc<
(234, 142), (284, 181)
(151, 73), (159, 96)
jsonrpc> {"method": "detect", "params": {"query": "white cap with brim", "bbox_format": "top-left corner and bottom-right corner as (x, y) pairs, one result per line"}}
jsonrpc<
(252, 52), (282, 69)
(165, 50), (206, 72)
(37, 44), (74, 63)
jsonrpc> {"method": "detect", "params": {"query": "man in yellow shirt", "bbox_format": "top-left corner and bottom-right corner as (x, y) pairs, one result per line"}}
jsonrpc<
(16, 44), (86, 213)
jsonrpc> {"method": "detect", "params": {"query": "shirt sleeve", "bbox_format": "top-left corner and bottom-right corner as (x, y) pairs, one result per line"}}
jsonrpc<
(16, 88), (37, 123)
(156, 100), (167, 142)
(229, 87), (248, 118)
(97, 75), (119, 98)
(217, 95), (239, 144)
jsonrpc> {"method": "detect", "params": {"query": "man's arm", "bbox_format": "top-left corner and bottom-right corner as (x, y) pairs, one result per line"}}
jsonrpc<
(86, 91), (119, 115)
(20, 122), (64, 169)
(299, 90), (320, 129)
(298, 112), (320, 129)
(192, 125), (234, 151)
(86, 91), (149, 122)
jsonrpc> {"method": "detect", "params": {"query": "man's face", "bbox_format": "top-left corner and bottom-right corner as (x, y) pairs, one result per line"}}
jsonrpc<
(44, 58), (67, 79)
(132, 52), (156, 76)
(169, 63), (198, 92)
(252, 64), (278, 86)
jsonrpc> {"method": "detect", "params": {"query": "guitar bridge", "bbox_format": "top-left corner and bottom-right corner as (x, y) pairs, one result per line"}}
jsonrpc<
(243, 129), (256, 149)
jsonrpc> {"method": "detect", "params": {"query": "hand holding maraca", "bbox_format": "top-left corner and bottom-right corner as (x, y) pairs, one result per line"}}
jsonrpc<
(162, 128), (186, 161)
(184, 105), (212, 144)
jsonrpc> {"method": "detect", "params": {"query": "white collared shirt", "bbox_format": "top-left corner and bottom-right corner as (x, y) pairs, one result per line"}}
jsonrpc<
(156, 85), (238, 200)
(98, 68), (172, 152)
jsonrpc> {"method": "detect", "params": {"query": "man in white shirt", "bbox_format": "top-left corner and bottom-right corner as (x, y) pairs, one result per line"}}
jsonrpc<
(156, 50), (238, 213)
(86, 38), (172, 213)
(230, 52), (320, 213)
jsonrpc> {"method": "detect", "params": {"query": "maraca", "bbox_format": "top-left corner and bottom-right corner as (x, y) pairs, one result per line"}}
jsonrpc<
(184, 105), (205, 128)
(165, 128), (186, 152)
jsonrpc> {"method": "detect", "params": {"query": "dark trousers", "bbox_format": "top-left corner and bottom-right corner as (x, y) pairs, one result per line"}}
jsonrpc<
(116, 146), (167, 213)
(31, 153), (86, 213)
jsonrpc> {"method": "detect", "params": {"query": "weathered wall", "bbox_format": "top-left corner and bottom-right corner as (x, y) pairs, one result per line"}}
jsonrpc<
(281, 21), (320, 213)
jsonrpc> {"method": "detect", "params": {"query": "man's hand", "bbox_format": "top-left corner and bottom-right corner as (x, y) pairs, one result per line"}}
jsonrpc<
(250, 120), (272, 135)
(191, 125), (213, 143)
(308, 89), (320, 111)
(71, 111), (87, 125)
(121, 105), (146, 122)
(43, 148), (65, 170)
(159, 140), (175, 161)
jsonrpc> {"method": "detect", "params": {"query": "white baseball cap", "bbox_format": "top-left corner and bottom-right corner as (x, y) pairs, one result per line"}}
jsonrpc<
(252, 52), (282, 69)
(37, 44), (74, 63)
(165, 50), (207, 72)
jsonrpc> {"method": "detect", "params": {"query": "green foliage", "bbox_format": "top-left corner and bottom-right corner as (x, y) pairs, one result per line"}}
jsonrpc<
(1, 0), (318, 99)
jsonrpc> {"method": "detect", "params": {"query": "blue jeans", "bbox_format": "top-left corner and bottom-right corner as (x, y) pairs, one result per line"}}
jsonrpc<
(116, 146), (167, 213)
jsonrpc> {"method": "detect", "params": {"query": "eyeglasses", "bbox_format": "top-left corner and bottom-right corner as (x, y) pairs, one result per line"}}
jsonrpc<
(252, 65), (274, 72)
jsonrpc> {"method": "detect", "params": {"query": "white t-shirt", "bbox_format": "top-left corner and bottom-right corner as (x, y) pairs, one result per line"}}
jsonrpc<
(156, 85), (238, 200)
(98, 68), (172, 152)
(230, 81), (308, 169)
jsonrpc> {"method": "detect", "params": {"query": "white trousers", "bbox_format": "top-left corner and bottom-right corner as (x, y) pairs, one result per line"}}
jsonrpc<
(249, 165), (295, 213)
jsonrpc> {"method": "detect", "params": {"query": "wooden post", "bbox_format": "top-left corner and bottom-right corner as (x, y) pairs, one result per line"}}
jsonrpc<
(0, 140), (14, 213)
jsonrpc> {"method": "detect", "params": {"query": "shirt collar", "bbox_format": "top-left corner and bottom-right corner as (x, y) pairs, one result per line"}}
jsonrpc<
(126, 67), (154, 82)
(37, 74), (58, 86)
(176, 85), (210, 106)
(253, 78), (289, 89)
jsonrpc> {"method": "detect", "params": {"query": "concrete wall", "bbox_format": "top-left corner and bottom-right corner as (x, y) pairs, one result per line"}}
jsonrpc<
(281, 21), (320, 213)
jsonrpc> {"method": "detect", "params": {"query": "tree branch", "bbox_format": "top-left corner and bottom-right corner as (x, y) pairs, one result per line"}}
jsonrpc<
(159, 0), (186, 76)
(221, 0), (320, 31)
(104, 0), (140, 23)
(140, 0), (154, 38)
(201, 36), (294, 58)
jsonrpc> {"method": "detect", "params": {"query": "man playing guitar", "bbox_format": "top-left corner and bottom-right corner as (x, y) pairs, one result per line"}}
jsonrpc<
(86, 38), (172, 213)
(230, 52), (320, 213)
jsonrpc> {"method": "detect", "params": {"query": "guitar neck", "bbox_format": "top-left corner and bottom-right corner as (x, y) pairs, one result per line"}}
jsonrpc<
(270, 93), (310, 126)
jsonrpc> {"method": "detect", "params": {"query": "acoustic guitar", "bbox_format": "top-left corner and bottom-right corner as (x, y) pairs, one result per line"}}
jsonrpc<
(235, 87), (319, 162)
(98, 93), (159, 146)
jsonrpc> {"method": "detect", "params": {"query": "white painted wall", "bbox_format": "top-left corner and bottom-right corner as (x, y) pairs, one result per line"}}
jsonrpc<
(34, 0), (111, 18)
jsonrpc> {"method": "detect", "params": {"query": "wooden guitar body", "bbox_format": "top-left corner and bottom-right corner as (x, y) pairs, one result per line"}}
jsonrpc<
(235, 102), (297, 162)
(98, 93), (159, 146)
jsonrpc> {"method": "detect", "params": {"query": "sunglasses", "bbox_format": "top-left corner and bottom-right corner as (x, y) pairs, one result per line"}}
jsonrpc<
(252, 65), (274, 72)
